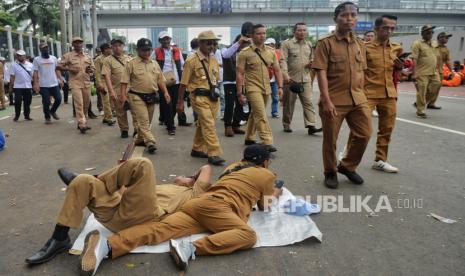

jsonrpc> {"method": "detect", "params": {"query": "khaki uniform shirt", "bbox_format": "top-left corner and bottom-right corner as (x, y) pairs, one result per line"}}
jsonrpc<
(102, 54), (131, 94)
(312, 32), (367, 106)
(364, 40), (403, 99)
(59, 51), (94, 89)
(237, 44), (277, 95)
(156, 181), (211, 215)
(204, 161), (275, 222)
(280, 37), (313, 83)
(94, 54), (108, 90)
(411, 39), (438, 76)
(0, 62), (4, 79)
(121, 56), (165, 94)
(436, 44), (451, 73)
(181, 50), (219, 93)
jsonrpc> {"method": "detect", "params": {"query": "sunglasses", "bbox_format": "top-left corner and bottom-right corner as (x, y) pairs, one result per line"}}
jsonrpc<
(205, 41), (218, 46)
(139, 48), (152, 52)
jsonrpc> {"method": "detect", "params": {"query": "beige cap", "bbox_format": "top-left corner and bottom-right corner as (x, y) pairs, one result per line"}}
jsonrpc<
(197, 31), (220, 41)
(16, 50), (26, 56)
(72, 36), (84, 43)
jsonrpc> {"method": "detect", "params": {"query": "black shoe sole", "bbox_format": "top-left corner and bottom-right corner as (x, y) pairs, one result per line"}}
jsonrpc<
(337, 167), (364, 184)
(169, 241), (187, 271)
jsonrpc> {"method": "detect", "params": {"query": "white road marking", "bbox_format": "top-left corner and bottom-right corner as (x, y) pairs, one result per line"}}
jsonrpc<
(399, 91), (465, 100)
(33, 105), (42, 109)
(0, 115), (11, 120)
(396, 117), (465, 136)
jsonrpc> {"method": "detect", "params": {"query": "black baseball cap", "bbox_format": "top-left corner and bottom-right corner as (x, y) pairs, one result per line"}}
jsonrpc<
(136, 38), (152, 50)
(111, 38), (125, 45)
(100, 43), (111, 51)
(243, 145), (270, 165)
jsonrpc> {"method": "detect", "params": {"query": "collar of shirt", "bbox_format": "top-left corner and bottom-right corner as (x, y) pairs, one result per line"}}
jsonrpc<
(135, 56), (153, 64)
(251, 44), (266, 52)
(372, 39), (392, 48)
(291, 37), (307, 45)
(421, 39), (433, 46)
(334, 31), (356, 43)
(196, 50), (211, 61)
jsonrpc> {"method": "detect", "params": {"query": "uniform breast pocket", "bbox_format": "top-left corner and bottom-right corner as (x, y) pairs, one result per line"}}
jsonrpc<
(194, 66), (206, 79)
(355, 52), (364, 71)
(289, 50), (298, 58)
(133, 67), (145, 78)
(329, 55), (345, 73)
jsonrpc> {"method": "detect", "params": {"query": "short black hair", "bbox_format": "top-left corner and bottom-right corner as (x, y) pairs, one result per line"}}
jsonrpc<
(293, 22), (306, 33)
(374, 14), (398, 27)
(190, 38), (199, 49)
(252, 24), (265, 34)
(99, 43), (110, 51)
(364, 30), (375, 36)
(334, 1), (359, 17)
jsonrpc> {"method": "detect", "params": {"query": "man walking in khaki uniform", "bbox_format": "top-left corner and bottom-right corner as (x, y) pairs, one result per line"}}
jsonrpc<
(58, 37), (95, 133)
(411, 25), (441, 118)
(312, 2), (372, 189)
(364, 15), (404, 173)
(24, 157), (213, 265)
(237, 24), (283, 153)
(94, 43), (114, 126)
(102, 38), (137, 138)
(120, 38), (171, 154)
(78, 145), (281, 274)
(427, 32), (453, 109)
(177, 31), (225, 166)
(280, 22), (322, 135)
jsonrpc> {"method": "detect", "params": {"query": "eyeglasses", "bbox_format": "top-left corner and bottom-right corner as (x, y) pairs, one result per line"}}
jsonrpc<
(205, 41), (217, 46)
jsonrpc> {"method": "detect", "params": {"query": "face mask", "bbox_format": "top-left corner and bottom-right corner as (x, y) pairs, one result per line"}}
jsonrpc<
(40, 49), (50, 59)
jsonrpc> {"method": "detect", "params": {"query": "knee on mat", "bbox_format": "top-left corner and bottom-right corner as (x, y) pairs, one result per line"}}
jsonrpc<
(240, 227), (257, 248)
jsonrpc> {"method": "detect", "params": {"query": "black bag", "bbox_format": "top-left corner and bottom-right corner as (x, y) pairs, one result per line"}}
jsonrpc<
(289, 82), (304, 94)
(129, 90), (159, 105)
(198, 54), (220, 101)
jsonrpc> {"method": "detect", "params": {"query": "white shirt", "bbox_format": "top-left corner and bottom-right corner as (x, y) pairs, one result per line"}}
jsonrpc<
(213, 49), (223, 83)
(3, 62), (11, 83)
(151, 47), (185, 84)
(11, 61), (33, 89)
(33, 55), (59, 87)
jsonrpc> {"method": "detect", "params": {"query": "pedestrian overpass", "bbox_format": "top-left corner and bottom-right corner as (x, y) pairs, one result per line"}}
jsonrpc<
(96, 0), (465, 29)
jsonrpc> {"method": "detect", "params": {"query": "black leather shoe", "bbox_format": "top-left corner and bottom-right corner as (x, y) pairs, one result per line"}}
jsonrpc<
(102, 119), (114, 126)
(57, 168), (78, 186)
(120, 131), (129, 138)
(50, 113), (60, 120)
(307, 126), (323, 135)
(88, 112), (98, 119)
(147, 144), (157, 154)
(77, 125), (88, 134)
(264, 145), (277, 152)
(208, 156), (225, 166)
(337, 165), (364, 184)
(427, 105), (442, 110)
(244, 140), (257, 145)
(191, 150), (208, 158)
(283, 126), (293, 133)
(324, 172), (339, 189)
(25, 236), (71, 265)
(178, 122), (192, 127)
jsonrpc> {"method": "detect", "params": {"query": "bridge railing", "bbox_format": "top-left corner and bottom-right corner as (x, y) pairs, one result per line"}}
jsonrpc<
(96, 0), (465, 11)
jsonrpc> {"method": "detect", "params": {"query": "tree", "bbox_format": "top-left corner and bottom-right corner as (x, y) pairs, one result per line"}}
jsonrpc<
(5, 0), (59, 35)
(266, 26), (292, 44)
(0, 11), (19, 29)
(37, 5), (61, 38)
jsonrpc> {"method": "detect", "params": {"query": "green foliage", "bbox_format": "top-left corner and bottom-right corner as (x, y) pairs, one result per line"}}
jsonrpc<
(266, 26), (292, 44)
(0, 11), (19, 29)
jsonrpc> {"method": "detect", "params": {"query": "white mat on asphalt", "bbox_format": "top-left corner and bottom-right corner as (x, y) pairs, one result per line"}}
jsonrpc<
(70, 188), (322, 254)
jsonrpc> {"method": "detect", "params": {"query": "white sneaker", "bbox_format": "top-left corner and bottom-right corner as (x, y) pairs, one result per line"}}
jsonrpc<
(169, 239), (196, 270)
(99, 111), (104, 116)
(80, 230), (109, 276)
(372, 110), (379, 117)
(372, 160), (399, 173)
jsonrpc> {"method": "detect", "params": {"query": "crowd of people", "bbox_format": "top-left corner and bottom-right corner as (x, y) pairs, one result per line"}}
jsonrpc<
(0, 1), (460, 274)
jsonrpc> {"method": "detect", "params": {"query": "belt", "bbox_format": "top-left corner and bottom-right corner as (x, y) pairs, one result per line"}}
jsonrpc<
(193, 88), (210, 97)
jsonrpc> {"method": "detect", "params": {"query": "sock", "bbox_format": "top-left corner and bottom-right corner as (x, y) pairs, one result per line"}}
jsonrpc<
(51, 224), (70, 241)
(107, 241), (112, 258)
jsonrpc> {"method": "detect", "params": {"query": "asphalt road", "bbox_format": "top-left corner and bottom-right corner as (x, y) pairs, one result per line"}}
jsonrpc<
(0, 84), (464, 276)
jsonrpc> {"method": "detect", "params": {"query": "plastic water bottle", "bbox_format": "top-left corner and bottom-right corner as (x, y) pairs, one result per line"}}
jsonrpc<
(242, 102), (250, 113)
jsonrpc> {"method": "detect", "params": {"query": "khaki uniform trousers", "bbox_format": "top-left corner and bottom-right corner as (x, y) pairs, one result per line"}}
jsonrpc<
(108, 196), (256, 259)
(128, 93), (156, 146)
(319, 102), (372, 174)
(57, 158), (161, 233)
(115, 91), (137, 132)
(415, 74), (441, 113)
(368, 98), (397, 162)
(282, 82), (316, 128)
(426, 72), (443, 106)
(72, 87), (91, 127)
(101, 90), (113, 121)
(191, 94), (223, 157)
(0, 79), (5, 108)
(245, 91), (273, 145)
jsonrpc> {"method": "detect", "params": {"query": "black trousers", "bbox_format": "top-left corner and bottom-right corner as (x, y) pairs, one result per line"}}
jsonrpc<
(223, 83), (245, 127)
(62, 82), (69, 103)
(14, 88), (32, 118)
(159, 84), (188, 130)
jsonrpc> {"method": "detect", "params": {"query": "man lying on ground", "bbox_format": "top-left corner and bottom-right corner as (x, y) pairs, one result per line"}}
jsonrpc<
(25, 158), (213, 264)
(80, 144), (283, 275)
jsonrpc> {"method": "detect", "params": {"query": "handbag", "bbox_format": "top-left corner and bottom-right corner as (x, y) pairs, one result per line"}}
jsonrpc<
(163, 52), (177, 86)
(289, 82), (304, 94)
